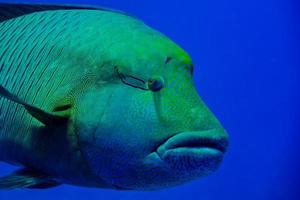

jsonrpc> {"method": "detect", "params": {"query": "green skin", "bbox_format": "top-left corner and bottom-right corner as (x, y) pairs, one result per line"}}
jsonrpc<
(0, 9), (229, 190)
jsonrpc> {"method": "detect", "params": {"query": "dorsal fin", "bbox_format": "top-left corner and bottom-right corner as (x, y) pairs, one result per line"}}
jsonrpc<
(0, 3), (133, 23)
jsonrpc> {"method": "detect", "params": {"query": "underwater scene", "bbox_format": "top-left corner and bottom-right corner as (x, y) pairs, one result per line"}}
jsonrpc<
(0, 0), (299, 199)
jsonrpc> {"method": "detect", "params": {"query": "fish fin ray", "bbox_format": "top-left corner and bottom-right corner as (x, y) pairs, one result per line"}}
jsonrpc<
(0, 3), (135, 23)
(0, 85), (69, 127)
(0, 168), (61, 190)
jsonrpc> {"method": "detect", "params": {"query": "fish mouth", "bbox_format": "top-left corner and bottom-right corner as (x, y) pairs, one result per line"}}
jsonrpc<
(156, 128), (229, 171)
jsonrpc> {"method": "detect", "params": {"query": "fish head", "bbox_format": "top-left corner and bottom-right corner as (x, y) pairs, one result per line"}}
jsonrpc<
(72, 18), (229, 190)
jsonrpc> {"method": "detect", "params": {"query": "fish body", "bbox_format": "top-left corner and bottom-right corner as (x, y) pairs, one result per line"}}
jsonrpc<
(0, 4), (229, 190)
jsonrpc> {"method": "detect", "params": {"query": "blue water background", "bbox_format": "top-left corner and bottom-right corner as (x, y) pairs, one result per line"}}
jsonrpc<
(0, 0), (299, 199)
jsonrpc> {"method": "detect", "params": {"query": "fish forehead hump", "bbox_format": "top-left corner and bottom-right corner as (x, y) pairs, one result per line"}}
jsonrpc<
(35, 9), (192, 79)
(0, 7), (192, 124)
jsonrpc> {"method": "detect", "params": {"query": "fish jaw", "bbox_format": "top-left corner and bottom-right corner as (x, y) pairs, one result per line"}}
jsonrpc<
(154, 128), (229, 172)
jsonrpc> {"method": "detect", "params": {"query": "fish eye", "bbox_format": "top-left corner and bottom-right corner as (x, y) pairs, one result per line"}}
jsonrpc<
(114, 66), (164, 92)
(148, 77), (164, 92)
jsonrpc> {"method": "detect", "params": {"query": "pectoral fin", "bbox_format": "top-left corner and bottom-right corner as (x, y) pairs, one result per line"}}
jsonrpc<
(0, 85), (69, 127)
(0, 168), (61, 190)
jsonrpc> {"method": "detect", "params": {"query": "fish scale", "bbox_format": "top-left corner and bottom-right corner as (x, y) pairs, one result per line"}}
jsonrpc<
(1, 18), (37, 136)
(0, 8), (131, 188)
(0, 11), (85, 159)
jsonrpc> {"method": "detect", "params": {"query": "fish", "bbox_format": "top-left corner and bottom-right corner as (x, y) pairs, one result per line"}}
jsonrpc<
(0, 3), (229, 190)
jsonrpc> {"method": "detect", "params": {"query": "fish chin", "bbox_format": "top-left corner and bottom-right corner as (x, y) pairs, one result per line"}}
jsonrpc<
(157, 147), (223, 173)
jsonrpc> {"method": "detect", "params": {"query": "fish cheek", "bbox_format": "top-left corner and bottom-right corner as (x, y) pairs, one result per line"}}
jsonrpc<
(70, 87), (117, 171)
(71, 86), (150, 181)
(74, 85), (170, 186)
(89, 94), (152, 178)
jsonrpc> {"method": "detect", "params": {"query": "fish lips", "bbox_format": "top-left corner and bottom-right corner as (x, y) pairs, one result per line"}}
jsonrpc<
(156, 129), (229, 172)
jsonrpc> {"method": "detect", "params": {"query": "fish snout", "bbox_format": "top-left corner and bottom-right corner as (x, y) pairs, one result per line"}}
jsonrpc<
(156, 129), (229, 171)
(158, 129), (229, 154)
